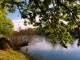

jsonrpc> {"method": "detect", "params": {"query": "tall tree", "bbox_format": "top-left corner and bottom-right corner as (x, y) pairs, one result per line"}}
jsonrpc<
(0, 0), (14, 36)
(1, 0), (80, 48)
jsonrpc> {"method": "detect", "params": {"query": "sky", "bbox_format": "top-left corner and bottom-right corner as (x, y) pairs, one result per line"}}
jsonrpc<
(7, 10), (33, 31)
(7, 9), (20, 20)
(7, 0), (29, 20)
(7, 0), (30, 31)
(7, 11), (68, 31)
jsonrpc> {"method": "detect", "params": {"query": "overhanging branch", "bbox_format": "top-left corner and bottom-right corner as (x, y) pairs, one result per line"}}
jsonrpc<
(56, 0), (79, 19)
(33, 0), (46, 14)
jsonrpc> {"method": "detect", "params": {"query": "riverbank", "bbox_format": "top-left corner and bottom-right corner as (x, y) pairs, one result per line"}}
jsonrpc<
(0, 49), (29, 60)
(0, 36), (30, 60)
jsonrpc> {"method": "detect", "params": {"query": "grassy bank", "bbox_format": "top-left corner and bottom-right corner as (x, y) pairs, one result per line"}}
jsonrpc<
(0, 49), (29, 60)
(0, 35), (30, 60)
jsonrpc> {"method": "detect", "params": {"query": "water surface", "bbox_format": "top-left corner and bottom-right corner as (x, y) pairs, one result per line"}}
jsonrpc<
(21, 36), (80, 60)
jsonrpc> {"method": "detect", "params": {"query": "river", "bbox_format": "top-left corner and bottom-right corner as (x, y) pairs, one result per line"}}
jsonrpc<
(21, 36), (80, 60)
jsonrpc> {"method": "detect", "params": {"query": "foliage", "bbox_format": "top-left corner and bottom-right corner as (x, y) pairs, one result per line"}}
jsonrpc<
(0, 18), (14, 36)
(1, 0), (80, 48)
(0, 0), (14, 36)
(0, 34), (4, 38)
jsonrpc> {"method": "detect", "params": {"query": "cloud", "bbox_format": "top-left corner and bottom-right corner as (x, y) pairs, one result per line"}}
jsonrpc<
(12, 19), (33, 31)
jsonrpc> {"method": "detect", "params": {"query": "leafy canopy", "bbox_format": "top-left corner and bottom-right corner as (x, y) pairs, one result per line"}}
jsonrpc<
(1, 0), (80, 48)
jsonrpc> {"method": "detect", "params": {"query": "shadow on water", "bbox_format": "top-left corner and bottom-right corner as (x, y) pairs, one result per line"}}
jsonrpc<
(21, 36), (80, 60)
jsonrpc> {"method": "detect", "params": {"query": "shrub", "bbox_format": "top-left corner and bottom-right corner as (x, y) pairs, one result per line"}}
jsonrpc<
(0, 36), (13, 50)
(9, 28), (36, 50)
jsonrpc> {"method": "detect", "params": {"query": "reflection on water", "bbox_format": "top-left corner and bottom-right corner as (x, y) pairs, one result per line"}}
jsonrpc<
(21, 36), (80, 60)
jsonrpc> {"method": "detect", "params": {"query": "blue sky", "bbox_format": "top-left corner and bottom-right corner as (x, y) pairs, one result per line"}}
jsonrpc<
(7, 10), (21, 20)
(7, 10), (33, 31)
(7, 0), (29, 20)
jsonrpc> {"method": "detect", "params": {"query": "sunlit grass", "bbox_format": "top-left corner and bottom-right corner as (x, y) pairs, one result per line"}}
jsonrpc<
(0, 49), (29, 60)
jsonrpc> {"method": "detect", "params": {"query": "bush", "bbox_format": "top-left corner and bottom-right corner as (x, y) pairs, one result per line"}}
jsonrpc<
(0, 36), (13, 50)
(9, 28), (36, 50)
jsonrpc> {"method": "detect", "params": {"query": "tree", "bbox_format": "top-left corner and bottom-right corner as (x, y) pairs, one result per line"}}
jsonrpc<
(0, 0), (14, 36)
(0, 18), (14, 36)
(1, 0), (80, 48)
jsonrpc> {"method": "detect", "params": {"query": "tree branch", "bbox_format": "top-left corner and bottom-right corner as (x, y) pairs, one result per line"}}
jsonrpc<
(56, 0), (79, 19)
(33, 0), (46, 14)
